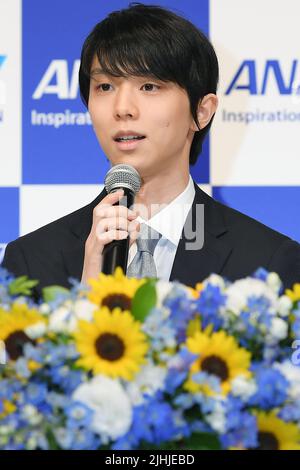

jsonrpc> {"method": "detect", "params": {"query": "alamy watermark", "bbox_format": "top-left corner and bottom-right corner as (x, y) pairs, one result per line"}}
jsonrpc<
(291, 340), (300, 366)
(111, 198), (205, 251)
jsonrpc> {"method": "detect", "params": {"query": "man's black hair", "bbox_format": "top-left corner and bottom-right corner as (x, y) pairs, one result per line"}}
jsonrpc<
(79, 2), (219, 165)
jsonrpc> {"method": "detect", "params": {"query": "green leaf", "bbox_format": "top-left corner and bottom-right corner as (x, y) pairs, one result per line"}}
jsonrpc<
(179, 432), (221, 450)
(139, 433), (221, 450)
(8, 276), (39, 296)
(42, 285), (70, 303)
(131, 279), (157, 322)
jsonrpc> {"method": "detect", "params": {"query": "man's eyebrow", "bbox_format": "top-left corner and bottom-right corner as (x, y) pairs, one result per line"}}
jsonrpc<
(90, 68), (111, 76)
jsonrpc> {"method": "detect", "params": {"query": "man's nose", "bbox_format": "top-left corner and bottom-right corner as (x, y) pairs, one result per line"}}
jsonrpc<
(114, 86), (139, 119)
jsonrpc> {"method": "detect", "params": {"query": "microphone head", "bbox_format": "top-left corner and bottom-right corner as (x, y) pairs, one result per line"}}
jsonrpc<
(104, 164), (141, 195)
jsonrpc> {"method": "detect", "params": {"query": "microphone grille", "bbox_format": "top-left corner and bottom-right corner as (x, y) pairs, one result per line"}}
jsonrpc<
(104, 164), (141, 195)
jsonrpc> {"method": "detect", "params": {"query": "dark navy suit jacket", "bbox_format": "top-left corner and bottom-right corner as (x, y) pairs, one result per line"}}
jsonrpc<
(2, 182), (300, 296)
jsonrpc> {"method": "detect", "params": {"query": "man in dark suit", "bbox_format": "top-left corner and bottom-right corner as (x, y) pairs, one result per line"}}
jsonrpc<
(2, 4), (300, 294)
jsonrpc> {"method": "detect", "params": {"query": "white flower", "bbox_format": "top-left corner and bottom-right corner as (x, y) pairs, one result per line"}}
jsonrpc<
(126, 362), (167, 405)
(277, 295), (293, 317)
(25, 321), (47, 339)
(267, 272), (282, 294)
(206, 400), (226, 434)
(275, 360), (300, 400)
(155, 280), (174, 307)
(49, 299), (96, 334)
(21, 405), (43, 425)
(225, 278), (278, 316)
(231, 375), (257, 401)
(0, 424), (15, 436)
(39, 303), (51, 315)
(72, 299), (95, 322)
(269, 317), (288, 341)
(72, 375), (132, 443)
(48, 305), (75, 334)
(203, 273), (226, 290)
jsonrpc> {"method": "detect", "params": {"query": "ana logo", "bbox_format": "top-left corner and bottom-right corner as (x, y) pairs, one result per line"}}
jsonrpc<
(0, 55), (7, 69)
(33, 60), (80, 99)
(225, 59), (300, 95)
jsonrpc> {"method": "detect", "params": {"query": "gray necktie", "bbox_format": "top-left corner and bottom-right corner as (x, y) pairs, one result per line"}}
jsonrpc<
(126, 223), (161, 279)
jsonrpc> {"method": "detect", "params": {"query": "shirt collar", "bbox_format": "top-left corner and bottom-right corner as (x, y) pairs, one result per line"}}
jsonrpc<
(137, 175), (195, 246)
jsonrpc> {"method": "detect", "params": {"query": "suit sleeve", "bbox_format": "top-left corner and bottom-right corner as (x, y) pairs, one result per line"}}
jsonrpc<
(268, 239), (300, 290)
(1, 240), (31, 279)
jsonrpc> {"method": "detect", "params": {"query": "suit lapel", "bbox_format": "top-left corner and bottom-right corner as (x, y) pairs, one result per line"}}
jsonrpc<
(170, 183), (233, 286)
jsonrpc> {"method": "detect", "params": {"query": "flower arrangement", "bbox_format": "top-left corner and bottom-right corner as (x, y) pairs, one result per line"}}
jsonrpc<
(1, 266), (300, 450)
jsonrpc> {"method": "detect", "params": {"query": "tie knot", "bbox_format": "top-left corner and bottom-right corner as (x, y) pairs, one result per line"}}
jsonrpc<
(136, 223), (161, 255)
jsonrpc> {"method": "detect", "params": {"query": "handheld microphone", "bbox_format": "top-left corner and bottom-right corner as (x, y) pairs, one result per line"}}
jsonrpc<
(101, 164), (141, 275)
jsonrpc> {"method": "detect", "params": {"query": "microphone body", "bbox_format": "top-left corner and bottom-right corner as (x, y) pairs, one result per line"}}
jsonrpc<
(101, 164), (141, 275)
(101, 187), (135, 275)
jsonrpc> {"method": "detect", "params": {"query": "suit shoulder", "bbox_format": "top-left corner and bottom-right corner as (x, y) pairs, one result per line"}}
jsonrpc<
(210, 194), (296, 246)
(7, 199), (95, 249)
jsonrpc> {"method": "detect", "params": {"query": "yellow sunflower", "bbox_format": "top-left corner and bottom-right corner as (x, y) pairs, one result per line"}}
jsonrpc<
(0, 400), (16, 420)
(184, 329), (251, 395)
(255, 411), (300, 450)
(87, 267), (145, 310)
(286, 283), (300, 303)
(74, 306), (148, 380)
(0, 303), (45, 361)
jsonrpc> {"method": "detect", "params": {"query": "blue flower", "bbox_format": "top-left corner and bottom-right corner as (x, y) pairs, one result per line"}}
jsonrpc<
(165, 347), (197, 394)
(165, 370), (187, 394)
(111, 434), (138, 450)
(143, 308), (176, 352)
(252, 267), (269, 282)
(46, 391), (69, 409)
(162, 285), (198, 342)
(194, 394), (219, 414)
(122, 396), (180, 447)
(53, 428), (74, 450)
(221, 410), (258, 449)
(24, 382), (48, 406)
(49, 365), (83, 394)
(70, 429), (100, 450)
(278, 401), (300, 422)
(247, 295), (271, 315)
(65, 401), (93, 429)
(249, 367), (289, 409)
(191, 371), (222, 393)
(196, 283), (226, 330)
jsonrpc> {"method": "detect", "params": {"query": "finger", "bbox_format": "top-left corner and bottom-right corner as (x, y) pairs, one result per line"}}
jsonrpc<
(97, 216), (137, 234)
(98, 229), (129, 244)
(94, 189), (124, 212)
(94, 205), (138, 220)
(128, 219), (140, 233)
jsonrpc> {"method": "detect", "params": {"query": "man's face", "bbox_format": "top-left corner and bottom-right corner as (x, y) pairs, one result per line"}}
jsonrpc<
(88, 56), (196, 179)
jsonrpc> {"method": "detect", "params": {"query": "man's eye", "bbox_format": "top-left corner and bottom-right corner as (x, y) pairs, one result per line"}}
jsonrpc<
(96, 83), (112, 92)
(142, 83), (160, 91)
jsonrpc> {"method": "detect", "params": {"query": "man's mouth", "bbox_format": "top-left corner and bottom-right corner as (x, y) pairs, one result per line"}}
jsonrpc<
(115, 136), (146, 142)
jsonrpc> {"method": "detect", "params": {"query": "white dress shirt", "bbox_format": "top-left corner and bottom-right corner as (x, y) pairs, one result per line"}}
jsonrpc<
(127, 175), (195, 281)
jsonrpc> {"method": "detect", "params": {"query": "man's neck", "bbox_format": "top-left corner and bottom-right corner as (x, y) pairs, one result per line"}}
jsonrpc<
(134, 170), (190, 220)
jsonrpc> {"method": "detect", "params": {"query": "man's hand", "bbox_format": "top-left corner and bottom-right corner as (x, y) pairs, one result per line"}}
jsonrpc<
(81, 189), (140, 284)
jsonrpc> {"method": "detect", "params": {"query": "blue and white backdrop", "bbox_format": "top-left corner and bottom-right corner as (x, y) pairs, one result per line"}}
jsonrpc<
(1, 0), (300, 263)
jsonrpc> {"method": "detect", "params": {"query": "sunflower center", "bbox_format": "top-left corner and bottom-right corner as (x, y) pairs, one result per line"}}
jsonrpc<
(257, 432), (279, 450)
(95, 333), (125, 361)
(201, 355), (229, 381)
(4, 330), (35, 360)
(102, 294), (132, 311)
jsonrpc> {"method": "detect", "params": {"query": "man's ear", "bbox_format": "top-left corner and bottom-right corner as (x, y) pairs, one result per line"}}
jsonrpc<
(191, 93), (218, 131)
